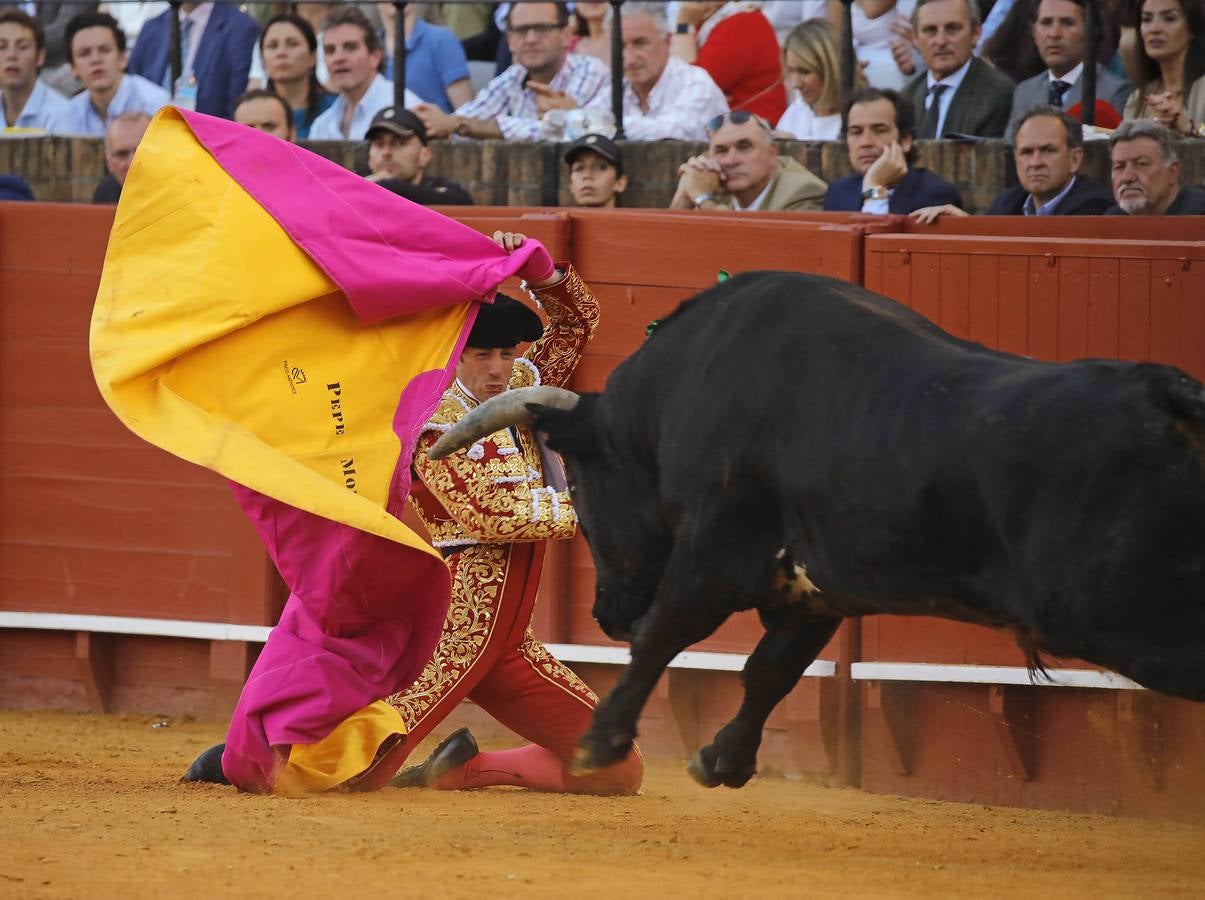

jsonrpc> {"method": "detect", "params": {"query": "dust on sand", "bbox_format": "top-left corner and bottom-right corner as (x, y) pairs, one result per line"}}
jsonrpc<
(2, 710), (1203, 899)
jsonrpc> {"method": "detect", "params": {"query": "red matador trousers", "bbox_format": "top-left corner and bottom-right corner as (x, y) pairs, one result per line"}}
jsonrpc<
(357, 542), (643, 794)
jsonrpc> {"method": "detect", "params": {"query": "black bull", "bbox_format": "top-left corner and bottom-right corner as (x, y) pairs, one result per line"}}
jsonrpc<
(431, 271), (1205, 788)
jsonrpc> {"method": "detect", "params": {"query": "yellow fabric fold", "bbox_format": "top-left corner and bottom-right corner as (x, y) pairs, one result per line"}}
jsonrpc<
(277, 701), (407, 794)
(90, 111), (468, 553)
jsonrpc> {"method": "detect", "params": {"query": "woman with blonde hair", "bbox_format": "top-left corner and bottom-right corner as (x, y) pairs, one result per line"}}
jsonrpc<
(777, 18), (865, 139)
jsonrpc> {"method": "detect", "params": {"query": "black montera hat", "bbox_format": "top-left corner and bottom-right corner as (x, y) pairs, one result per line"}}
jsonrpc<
(563, 133), (623, 175)
(467, 294), (543, 349)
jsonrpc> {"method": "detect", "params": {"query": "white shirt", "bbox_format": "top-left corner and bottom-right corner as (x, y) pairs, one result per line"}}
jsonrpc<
(107, 1), (170, 48)
(925, 55), (973, 138)
(60, 73), (171, 136)
(776, 97), (841, 140)
(179, 2), (215, 75)
(732, 178), (773, 211)
(308, 74), (420, 140)
(1, 79), (71, 133)
(598, 55), (729, 142)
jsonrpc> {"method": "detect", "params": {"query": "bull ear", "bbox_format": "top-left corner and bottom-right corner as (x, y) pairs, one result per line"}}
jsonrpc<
(527, 396), (600, 459)
(1165, 376), (1205, 424)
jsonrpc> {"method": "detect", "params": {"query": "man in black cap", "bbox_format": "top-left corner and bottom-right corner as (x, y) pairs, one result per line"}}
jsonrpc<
(564, 133), (628, 208)
(382, 230), (643, 797)
(365, 105), (473, 206)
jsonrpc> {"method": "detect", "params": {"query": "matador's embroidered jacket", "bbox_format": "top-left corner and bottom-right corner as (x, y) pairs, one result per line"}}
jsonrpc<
(407, 265), (598, 552)
(380, 265), (600, 746)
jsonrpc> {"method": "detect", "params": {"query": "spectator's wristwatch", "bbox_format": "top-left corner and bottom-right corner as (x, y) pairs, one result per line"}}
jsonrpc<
(675, 22), (693, 34)
(454, 116), (472, 137)
(692, 193), (716, 207)
(861, 185), (889, 201)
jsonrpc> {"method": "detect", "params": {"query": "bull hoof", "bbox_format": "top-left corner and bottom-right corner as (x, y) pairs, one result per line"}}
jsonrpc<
(687, 744), (755, 789)
(571, 728), (632, 775)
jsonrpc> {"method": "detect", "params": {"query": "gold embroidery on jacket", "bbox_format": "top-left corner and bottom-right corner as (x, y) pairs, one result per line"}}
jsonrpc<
(385, 544), (509, 729)
(520, 629), (599, 706)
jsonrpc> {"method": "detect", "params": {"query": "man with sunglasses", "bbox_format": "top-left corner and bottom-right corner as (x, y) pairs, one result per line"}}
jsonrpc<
(414, 1), (608, 141)
(670, 109), (827, 211)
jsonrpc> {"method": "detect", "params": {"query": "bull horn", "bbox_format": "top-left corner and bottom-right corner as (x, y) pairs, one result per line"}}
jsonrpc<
(428, 386), (580, 459)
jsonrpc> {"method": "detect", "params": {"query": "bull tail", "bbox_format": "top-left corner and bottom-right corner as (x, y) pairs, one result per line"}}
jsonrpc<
(1012, 626), (1053, 684)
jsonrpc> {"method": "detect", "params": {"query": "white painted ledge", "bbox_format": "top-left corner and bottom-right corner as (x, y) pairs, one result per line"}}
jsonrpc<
(0, 611), (838, 676)
(851, 661), (1143, 691)
(547, 643), (837, 678)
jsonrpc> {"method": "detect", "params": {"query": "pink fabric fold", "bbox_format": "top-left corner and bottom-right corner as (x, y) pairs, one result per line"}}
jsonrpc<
(160, 112), (552, 791)
(179, 110), (554, 322)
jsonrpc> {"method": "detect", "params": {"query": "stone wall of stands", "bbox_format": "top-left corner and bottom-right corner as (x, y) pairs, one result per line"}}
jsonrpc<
(1, 201), (1202, 821)
(5, 134), (1205, 212)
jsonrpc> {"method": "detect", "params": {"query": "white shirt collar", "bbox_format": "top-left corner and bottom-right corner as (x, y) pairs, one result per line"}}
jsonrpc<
(927, 55), (973, 92)
(732, 177), (773, 211)
(1048, 61), (1084, 85)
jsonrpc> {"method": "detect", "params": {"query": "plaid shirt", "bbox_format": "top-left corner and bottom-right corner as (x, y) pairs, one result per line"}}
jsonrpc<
(455, 53), (610, 141)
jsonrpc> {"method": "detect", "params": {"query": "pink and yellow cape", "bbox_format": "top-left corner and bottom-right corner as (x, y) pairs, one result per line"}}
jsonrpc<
(89, 108), (553, 793)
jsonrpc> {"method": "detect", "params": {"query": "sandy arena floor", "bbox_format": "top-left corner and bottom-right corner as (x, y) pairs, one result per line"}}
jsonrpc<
(1, 709), (1203, 899)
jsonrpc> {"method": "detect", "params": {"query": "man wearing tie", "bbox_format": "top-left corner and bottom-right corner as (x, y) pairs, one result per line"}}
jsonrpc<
(905, 0), (1014, 139)
(1005, 0), (1130, 140)
(127, 1), (259, 119)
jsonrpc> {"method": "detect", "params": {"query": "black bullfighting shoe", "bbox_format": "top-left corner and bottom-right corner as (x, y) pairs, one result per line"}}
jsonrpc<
(388, 727), (479, 788)
(181, 742), (231, 785)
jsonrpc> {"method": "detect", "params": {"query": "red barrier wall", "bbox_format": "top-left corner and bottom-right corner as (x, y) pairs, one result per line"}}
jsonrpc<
(2, 202), (1202, 819)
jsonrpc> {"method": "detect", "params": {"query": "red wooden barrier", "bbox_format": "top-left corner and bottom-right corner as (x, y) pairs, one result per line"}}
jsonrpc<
(2, 202), (1202, 819)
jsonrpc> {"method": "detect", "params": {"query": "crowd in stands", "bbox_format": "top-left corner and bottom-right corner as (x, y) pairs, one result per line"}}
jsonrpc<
(0, 0), (1201, 215)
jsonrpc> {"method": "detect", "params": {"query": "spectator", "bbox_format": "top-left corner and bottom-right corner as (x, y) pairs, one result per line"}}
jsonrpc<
(980, 0), (1044, 82)
(245, 2), (331, 92)
(591, 2), (727, 141)
(905, 0), (1015, 138)
(571, 0), (611, 66)
(414, 1), (608, 141)
(671, 1), (788, 123)
(762, 1), (843, 43)
(62, 12), (168, 136)
(1123, 0), (1205, 137)
(377, 0), (472, 112)
(444, 1), (493, 41)
(364, 105), (473, 204)
(1106, 118), (1205, 213)
(126, 1), (259, 119)
(2, 0), (98, 96)
(912, 106), (1113, 220)
(853, 0), (921, 90)
(258, 13), (333, 141)
(92, 110), (150, 202)
(309, 6), (419, 141)
(777, 18), (863, 140)
(1006, 0), (1132, 138)
(565, 132), (627, 207)
(825, 86), (962, 212)
(0, 10), (70, 131)
(671, 110), (827, 210)
(233, 87), (293, 141)
(0, 172), (33, 198)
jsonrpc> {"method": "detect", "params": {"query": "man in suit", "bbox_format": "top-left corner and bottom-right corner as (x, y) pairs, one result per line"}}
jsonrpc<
(905, 0), (1014, 139)
(127, 1), (259, 120)
(912, 106), (1113, 221)
(1106, 119), (1205, 216)
(1005, 0), (1130, 139)
(824, 87), (963, 214)
(670, 110), (827, 211)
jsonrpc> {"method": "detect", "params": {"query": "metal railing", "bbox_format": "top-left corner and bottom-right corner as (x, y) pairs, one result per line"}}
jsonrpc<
(111, 0), (1102, 134)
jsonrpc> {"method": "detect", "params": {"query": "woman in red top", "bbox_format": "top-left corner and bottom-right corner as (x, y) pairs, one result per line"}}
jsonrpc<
(672, 1), (788, 123)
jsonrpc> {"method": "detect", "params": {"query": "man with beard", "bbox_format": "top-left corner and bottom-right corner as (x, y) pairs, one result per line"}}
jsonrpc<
(364, 106), (473, 205)
(1106, 119), (1205, 215)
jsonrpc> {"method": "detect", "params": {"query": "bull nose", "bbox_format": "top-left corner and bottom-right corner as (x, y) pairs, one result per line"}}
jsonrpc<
(594, 615), (632, 643)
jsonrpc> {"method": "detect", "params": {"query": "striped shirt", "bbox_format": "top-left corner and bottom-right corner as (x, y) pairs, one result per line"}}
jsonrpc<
(456, 52), (609, 141)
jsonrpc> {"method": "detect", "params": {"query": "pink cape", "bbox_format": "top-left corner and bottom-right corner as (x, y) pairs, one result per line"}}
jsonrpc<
(172, 111), (554, 791)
